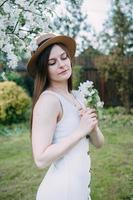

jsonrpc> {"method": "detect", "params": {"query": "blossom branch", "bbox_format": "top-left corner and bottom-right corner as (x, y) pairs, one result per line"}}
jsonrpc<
(0, 0), (55, 70)
(29, 0), (36, 5)
(0, 0), (8, 8)
(19, 28), (37, 34)
(12, 20), (19, 34)
(13, 2), (42, 17)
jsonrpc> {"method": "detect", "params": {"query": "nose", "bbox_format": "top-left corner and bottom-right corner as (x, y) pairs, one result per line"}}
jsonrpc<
(57, 58), (65, 68)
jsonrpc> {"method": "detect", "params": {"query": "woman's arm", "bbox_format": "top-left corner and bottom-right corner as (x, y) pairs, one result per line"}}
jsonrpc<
(32, 93), (83, 169)
(89, 126), (104, 148)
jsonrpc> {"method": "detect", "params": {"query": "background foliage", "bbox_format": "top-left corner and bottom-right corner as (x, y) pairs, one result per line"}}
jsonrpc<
(0, 81), (31, 124)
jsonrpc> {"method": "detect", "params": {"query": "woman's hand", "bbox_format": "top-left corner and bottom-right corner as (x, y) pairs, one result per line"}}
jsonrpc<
(77, 107), (98, 138)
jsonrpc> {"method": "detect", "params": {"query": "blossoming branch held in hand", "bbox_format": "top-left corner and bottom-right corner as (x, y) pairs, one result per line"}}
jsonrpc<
(78, 80), (104, 118)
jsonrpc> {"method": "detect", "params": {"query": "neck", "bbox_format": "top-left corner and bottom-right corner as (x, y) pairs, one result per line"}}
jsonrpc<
(48, 82), (70, 94)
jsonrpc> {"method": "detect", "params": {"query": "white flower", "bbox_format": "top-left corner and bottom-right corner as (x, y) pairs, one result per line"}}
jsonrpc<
(19, 30), (27, 38)
(28, 39), (38, 52)
(79, 80), (93, 89)
(0, 32), (7, 48)
(7, 52), (17, 61)
(97, 101), (104, 108)
(85, 80), (93, 88)
(78, 80), (104, 117)
(3, 2), (11, 13)
(10, 9), (21, 21)
(3, 44), (14, 53)
(79, 80), (93, 90)
(6, 52), (18, 69)
(8, 59), (18, 69)
(88, 90), (95, 96)
(15, 0), (27, 7)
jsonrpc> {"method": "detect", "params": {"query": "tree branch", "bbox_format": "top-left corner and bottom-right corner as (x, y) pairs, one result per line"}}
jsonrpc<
(12, 20), (19, 34)
(13, 2), (42, 17)
(0, 0), (8, 8)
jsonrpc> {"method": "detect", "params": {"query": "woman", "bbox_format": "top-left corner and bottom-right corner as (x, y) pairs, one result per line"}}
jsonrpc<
(27, 32), (104, 200)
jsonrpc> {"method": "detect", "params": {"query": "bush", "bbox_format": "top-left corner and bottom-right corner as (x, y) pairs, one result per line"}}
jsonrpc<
(0, 122), (29, 136)
(104, 106), (127, 115)
(0, 81), (31, 124)
(4, 71), (34, 96)
(72, 65), (83, 89)
(100, 107), (133, 127)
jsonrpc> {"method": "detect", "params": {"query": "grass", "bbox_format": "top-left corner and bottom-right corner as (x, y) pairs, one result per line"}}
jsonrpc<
(0, 114), (133, 200)
(90, 120), (133, 200)
(0, 122), (44, 200)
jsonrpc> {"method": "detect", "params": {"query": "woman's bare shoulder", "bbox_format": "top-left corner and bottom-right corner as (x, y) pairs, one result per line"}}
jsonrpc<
(34, 92), (61, 113)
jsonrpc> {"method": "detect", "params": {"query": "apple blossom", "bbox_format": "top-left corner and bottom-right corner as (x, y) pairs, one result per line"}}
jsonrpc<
(78, 80), (104, 118)
(0, 0), (59, 73)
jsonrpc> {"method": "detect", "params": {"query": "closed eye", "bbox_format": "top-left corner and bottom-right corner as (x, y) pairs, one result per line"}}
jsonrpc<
(61, 52), (67, 60)
(48, 52), (68, 66)
(48, 59), (56, 65)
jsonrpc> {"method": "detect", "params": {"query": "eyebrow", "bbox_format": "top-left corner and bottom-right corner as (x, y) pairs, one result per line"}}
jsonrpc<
(48, 51), (66, 61)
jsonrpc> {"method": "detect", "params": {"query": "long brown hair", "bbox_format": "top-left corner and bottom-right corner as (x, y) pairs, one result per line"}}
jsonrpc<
(30, 43), (73, 136)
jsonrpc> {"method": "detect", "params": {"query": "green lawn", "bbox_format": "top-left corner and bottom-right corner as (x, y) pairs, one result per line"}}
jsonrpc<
(0, 114), (133, 200)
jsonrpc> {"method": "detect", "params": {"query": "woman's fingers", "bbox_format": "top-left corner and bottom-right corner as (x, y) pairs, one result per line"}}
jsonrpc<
(78, 107), (97, 120)
(82, 110), (97, 118)
(86, 108), (96, 113)
(78, 107), (94, 112)
(78, 107), (86, 116)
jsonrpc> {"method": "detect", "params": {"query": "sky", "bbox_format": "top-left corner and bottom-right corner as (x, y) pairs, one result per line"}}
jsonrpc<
(54, 0), (112, 52)
(82, 0), (112, 33)
(55, 0), (112, 33)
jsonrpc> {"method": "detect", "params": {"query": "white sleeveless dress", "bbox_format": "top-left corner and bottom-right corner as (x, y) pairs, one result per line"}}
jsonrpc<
(36, 90), (91, 200)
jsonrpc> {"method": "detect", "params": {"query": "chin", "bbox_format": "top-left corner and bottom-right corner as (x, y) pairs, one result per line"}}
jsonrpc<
(59, 70), (72, 79)
(65, 72), (72, 80)
(59, 75), (71, 81)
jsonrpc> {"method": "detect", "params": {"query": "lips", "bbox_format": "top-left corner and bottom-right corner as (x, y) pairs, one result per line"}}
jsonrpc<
(58, 70), (68, 75)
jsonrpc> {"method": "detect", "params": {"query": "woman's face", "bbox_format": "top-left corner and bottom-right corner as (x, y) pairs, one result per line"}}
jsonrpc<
(48, 44), (72, 84)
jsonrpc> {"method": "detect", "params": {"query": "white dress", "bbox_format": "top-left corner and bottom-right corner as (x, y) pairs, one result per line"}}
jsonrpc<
(36, 90), (91, 200)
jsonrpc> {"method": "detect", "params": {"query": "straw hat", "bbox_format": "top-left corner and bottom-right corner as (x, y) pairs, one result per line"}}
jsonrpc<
(27, 32), (76, 78)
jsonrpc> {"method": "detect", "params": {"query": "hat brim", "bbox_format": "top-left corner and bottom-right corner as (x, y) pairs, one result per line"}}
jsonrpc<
(27, 35), (76, 78)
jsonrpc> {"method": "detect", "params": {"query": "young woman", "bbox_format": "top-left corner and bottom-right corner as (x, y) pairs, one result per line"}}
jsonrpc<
(27, 32), (104, 200)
